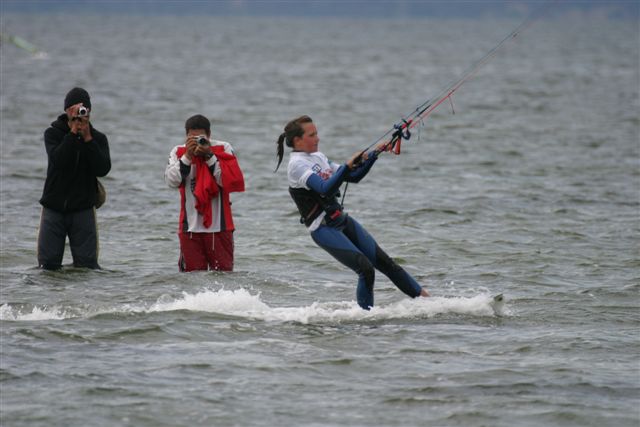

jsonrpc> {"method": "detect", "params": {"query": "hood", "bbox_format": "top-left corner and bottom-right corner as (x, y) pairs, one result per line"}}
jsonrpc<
(51, 113), (70, 133)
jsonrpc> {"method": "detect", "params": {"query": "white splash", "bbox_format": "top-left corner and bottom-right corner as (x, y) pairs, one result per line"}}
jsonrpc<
(0, 303), (68, 321)
(148, 288), (271, 315)
(0, 288), (507, 323)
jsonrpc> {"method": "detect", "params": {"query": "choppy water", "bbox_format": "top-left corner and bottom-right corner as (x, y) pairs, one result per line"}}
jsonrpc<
(1, 12), (639, 427)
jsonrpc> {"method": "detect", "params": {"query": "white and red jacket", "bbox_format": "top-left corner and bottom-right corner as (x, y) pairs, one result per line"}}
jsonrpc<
(165, 140), (244, 233)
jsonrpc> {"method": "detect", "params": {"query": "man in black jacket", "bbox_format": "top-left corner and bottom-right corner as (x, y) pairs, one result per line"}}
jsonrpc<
(37, 87), (111, 270)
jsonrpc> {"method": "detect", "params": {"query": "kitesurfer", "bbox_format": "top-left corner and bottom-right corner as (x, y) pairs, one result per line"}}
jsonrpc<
(275, 115), (429, 309)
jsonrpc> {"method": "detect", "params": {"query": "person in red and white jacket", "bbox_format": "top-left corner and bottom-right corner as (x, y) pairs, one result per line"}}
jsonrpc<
(165, 114), (244, 271)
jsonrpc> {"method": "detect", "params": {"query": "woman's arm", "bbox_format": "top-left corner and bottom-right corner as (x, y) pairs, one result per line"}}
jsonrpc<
(345, 150), (378, 183)
(305, 164), (349, 196)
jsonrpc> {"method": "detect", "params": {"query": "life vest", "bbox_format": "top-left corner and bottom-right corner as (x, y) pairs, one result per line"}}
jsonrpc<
(289, 187), (342, 227)
(175, 144), (244, 232)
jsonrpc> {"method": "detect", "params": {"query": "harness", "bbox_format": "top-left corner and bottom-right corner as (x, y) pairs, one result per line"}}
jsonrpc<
(289, 187), (342, 227)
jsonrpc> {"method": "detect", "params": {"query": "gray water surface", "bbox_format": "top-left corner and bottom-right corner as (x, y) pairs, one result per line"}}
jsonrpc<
(1, 14), (639, 427)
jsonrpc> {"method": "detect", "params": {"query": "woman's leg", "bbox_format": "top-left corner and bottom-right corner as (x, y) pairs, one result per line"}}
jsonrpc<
(311, 225), (375, 309)
(342, 217), (423, 298)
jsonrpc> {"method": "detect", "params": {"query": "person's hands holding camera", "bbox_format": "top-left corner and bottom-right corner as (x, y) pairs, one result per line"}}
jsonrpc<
(184, 135), (198, 160)
(185, 135), (212, 160)
(66, 103), (92, 142)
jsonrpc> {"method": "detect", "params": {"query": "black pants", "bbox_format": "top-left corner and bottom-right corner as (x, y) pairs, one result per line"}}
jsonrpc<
(37, 207), (100, 270)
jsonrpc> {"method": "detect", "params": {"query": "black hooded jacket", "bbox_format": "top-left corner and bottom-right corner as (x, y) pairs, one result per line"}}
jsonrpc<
(39, 114), (111, 212)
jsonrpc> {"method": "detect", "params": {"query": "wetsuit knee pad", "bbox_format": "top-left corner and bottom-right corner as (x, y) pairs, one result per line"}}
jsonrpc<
(375, 246), (402, 273)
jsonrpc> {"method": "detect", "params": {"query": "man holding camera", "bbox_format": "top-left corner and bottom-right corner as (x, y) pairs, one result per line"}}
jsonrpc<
(164, 114), (245, 271)
(37, 87), (111, 270)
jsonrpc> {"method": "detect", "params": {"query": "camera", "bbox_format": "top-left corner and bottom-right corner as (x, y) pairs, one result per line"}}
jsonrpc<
(77, 106), (89, 117)
(197, 136), (210, 146)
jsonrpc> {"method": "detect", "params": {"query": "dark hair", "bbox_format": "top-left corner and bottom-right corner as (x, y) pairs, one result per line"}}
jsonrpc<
(185, 114), (211, 135)
(275, 115), (313, 172)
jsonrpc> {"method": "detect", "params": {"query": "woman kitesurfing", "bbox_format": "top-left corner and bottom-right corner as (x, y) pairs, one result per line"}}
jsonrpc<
(275, 116), (430, 310)
(274, 5), (549, 310)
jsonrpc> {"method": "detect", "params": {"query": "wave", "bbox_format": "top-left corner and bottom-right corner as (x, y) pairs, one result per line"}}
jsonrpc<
(0, 288), (507, 323)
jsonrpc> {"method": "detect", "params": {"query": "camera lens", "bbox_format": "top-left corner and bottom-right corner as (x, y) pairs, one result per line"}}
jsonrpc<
(78, 107), (88, 117)
(197, 137), (208, 145)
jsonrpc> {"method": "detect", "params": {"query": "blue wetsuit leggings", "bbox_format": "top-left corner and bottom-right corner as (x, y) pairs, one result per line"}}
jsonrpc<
(311, 215), (423, 309)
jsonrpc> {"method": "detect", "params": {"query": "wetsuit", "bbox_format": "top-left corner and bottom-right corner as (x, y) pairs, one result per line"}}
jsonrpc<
(288, 151), (423, 309)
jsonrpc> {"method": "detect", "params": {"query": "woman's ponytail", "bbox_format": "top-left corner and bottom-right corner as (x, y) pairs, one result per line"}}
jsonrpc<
(274, 115), (313, 172)
(275, 132), (286, 172)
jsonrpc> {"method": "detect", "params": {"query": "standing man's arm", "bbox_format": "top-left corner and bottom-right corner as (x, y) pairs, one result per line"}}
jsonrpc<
(83, 130), (111, 177)
(44, 127), (79, 171)
(165, 146), (191, 188)
(66, 102), (111, 177)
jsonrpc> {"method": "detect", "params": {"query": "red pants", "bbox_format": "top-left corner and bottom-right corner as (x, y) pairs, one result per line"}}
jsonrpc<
(178, 231), (234, 272)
